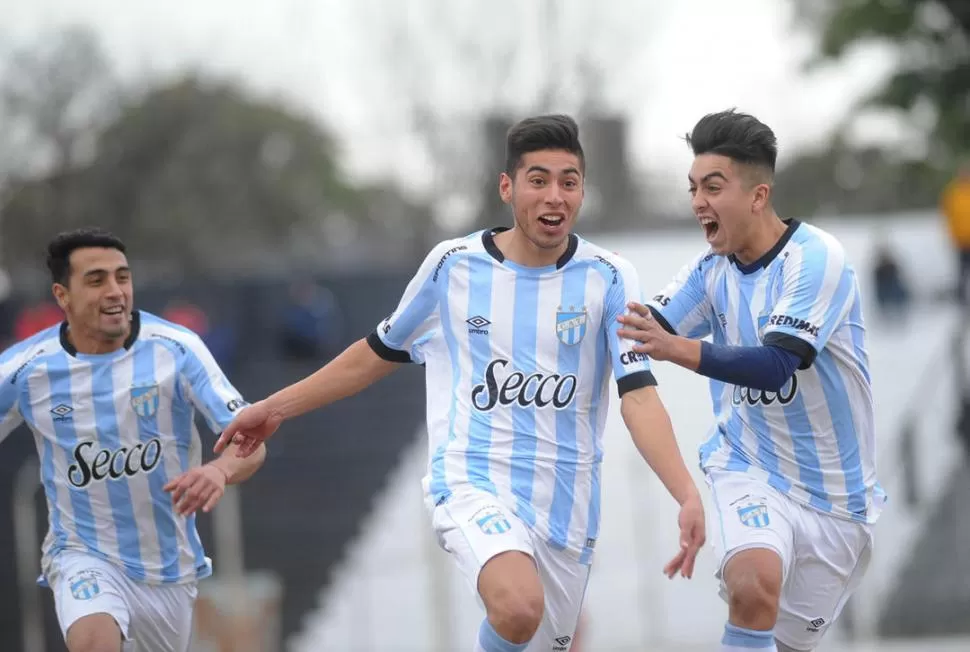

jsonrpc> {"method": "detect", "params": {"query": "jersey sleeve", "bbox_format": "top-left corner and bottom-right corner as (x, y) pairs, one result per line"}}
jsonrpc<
(367, 240), (459, 364)
(0, 346), (26, 445)
(647, 249), (714, 339)
(601, 256), (658, 397)
(179, 335), (248, 433)
(762, 236), (854, 369)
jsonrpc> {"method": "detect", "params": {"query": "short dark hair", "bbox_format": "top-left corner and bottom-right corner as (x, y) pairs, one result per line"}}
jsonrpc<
(47, 227), (127, 285)
(686, 109), (777, 176)
(505, 114), (585, 175)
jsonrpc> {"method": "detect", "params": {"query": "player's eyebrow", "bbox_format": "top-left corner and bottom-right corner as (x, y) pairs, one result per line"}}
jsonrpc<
(688, 171), (728, 185)
(83, 266), (130, 278)
(526, 165), (551, 175)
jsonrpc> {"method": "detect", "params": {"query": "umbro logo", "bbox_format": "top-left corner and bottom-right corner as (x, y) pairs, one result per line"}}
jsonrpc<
(50, 404), (74, 421)
(553, 635), (572, 651)
(466, 315), (490, 335)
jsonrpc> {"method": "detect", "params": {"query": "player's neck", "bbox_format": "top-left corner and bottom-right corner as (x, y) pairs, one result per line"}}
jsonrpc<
(66, 324), (128, 355)
(734, 213), (789, 266)
(494, 228), (568, 268)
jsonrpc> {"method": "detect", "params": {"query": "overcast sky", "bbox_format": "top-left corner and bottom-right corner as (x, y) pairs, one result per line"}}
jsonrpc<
(4, 0), (903, 204)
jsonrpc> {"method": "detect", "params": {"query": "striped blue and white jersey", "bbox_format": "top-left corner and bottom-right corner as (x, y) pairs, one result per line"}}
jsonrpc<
(368, 229), (656, 563)
(0, 311), (248, 584)
(648, 221), (884, 524)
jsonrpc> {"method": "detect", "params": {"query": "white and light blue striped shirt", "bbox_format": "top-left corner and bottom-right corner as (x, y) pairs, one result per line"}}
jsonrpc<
(648, 221), (884, 524)
(368, 229), (656, 563)
(0, 310), (247, 584)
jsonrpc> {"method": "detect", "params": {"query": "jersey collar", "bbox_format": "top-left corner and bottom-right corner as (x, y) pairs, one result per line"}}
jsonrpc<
(60, 310), (141, 357)
(730, 219), (800, 274)
(482, 227), (578, 270)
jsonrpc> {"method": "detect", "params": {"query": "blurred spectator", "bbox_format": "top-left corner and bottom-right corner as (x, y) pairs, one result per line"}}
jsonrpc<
(163, 299), (210, 335)
(872, 242), (911, 322)
(14, 301), (63, 340)
(941, 162), (970, 306)
(278, 278), (342, 361)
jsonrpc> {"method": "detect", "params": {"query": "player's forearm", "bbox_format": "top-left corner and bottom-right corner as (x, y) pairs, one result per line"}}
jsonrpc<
(621, 387), (700, 506)
(211, 442), (266, 484)
(265, 338), (400, 421)
(665, 337), (702, 372)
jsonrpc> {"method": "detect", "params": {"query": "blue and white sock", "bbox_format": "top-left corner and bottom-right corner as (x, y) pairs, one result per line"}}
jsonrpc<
(473, 619), (530, 652)
(719, 623), (777, 651)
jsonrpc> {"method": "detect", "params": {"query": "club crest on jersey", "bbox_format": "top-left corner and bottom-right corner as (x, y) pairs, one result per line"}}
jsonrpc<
(737, 502), (770, 528)
(556, 306), (588, 345)
(474, 508), (512, 536)
(130, 384), (160, 418)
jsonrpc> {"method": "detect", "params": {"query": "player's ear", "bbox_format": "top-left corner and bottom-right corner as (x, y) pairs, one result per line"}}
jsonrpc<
(52, 283), (69, 311)
(499, 172), (513, 205)
(751, 183), (770, 213)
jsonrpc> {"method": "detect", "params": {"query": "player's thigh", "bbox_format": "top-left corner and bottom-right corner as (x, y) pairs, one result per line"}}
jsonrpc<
(431, 489), (540, 610)
(525, 541), (592, 652)
(775, 510), (872, 650)
(707, 470), (795, 599)
(48, 550), (132, 649)
(125, 581), (199, 652)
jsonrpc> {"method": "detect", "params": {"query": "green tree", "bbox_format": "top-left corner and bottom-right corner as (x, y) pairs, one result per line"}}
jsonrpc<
(799, 0), (970, 164)
(2, 73), (367, 273)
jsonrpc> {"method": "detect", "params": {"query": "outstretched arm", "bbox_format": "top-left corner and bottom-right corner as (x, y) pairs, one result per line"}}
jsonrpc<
(621, 385), (706, 579)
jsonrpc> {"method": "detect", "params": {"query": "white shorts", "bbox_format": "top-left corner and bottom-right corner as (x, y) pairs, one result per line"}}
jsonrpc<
(707, 470), (873, 650)
(431, 489), (591, 652)
(46, 550), (198, 652)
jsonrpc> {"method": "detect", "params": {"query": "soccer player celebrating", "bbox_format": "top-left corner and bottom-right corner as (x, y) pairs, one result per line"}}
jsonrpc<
(215, 114), (705, 652)
(618, 110), (883, 652)
(0, 228), (265, 652)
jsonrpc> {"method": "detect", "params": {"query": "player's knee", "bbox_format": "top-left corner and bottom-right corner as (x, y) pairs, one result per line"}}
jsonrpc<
(725, 567), (781, 628)
(487, 589), (544, 643)
(65, 614), (123, 652)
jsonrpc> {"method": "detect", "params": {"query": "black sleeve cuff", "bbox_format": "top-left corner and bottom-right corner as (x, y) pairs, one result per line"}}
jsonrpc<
(366, 332), (412, 363)
(763, 331), (816, 370)
(617, 370), (658, 397)
(648, 306), (677, 336)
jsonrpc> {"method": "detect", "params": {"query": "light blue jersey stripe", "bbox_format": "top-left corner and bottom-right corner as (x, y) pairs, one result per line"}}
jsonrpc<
(579, 322), (608, 566)
(170, 393), (208, 577)
(49, 353), (99, 549)
(548, 266), (587, 549)
(430, 255), (462, 503)
(91, 365), (145, 579)
(132, 345), (179, 582)
(22, 364), (69, 554)
(466, 256), (497, 495)
(509, 272), (541, 526)
(816, 354), (868, 519)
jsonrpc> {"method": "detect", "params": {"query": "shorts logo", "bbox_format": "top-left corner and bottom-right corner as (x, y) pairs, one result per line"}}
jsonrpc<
(475, 509), (511, 536)
(737, 502), (770, 528)
(553, 634), (572, 651)
(69, 570), (102, 601)
(806, 617), (826, 632)
(556, 306), (587, 345)
(130, 384), (160, 418)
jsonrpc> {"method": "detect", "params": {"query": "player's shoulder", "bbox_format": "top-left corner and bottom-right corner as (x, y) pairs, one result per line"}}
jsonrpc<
(787, 221), (847, 265)
(136, 310), (207, 357)
(0, 325), (62, 378)
(573, 236), (639, 282)
(424, 231), (487, 263)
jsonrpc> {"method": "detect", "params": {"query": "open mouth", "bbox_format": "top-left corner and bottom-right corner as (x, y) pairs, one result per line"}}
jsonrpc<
(699, 216), (719, 241)
(538, 214), (565, 227)
(101, 306), (125, 316)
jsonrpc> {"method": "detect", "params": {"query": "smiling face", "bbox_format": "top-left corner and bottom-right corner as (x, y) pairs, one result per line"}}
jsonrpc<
(688, 153), (771, 257)
(52, 246), (133, 350)
(499, 149), (584, 253)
